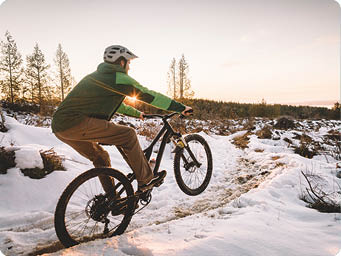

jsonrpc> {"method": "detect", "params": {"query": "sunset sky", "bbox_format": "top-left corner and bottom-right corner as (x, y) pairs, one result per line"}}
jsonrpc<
(0, 0), (339, 107)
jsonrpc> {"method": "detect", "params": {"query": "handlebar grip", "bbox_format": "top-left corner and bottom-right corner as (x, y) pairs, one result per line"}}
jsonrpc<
(142, 114), (153, 119)
(184, 109), (193, 114)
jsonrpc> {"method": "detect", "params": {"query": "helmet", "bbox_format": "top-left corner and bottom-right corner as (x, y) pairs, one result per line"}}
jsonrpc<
(103, 45), (138, 63)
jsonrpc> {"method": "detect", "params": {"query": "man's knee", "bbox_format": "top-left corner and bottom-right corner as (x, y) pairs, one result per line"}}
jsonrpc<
(93, 150), (111, 167)
(126, 126), (137, 138)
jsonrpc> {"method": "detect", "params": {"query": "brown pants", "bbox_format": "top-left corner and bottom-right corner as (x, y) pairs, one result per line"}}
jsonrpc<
(54, 117), (153, 189)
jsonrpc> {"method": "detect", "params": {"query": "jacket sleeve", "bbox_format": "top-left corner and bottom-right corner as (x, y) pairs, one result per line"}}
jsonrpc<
(116, 102), (141, 118)
(116, 102), (141, 117)
(114, 73), (186, 113)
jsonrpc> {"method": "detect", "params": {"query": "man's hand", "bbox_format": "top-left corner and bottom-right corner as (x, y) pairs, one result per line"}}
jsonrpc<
(181, 106), (193, 116)
(139, 112), (145, 120)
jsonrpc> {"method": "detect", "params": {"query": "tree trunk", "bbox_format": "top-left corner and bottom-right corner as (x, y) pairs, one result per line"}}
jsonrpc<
(59, 58), (64, 101)
(38, 69), (41, 112)
(8, 48), (14, 103)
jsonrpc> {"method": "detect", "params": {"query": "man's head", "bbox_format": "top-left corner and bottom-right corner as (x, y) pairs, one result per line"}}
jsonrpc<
(103, 45), (137, 72)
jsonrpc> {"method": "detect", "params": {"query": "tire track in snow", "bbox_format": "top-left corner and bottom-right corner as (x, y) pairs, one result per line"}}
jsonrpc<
(12, 136), (283, 256)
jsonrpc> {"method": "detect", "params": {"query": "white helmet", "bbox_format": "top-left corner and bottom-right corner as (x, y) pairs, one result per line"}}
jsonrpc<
(103, 45), (138, 63)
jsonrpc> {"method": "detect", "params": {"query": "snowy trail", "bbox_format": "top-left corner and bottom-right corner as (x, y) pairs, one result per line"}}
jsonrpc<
(0, 116), (340, 256)
(1, 131), (276, 256)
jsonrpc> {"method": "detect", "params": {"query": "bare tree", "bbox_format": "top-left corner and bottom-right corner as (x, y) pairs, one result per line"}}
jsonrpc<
(54, 44), (73, 101)
(167, 58), (177, 99)
(0, 31), (24, 103)
(178, 54), (194, 99)
(166, 54), (194, 99)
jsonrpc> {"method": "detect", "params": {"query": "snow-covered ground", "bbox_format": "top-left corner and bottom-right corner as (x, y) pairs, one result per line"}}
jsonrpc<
(0, 114), (340, 256)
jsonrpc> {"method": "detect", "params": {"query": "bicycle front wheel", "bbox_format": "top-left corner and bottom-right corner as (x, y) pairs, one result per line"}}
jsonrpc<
(174, 134), (213, 196)
(54, 168), (136, 248)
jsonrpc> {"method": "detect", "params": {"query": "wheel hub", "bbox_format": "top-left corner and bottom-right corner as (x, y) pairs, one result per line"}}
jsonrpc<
(85, 194), (109, 223)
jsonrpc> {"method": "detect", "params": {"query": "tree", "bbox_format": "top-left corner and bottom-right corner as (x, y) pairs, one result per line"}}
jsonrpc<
(54, 43), (73, 101)
(332, 102), (340, 120)
(166, 54), (194, 99)
(178, 54), (194, 99)
(167, 58), (177, 99)
(25, 43), (50, 110)
(0, 31), (24, 103)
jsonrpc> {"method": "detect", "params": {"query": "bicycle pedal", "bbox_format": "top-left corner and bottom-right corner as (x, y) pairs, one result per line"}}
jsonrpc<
(139, 190), (152, 203)
(154, 179), (164, 187)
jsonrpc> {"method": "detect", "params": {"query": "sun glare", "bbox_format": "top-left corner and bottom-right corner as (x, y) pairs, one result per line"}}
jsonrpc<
(127, 96), (137, 102)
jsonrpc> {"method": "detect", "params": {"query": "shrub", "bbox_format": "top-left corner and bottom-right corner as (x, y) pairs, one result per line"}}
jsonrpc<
(300, 171), (340, 213)
(274, 117), (296, 130)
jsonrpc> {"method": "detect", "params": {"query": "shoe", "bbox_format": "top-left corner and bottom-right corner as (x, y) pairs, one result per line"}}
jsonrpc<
(138, 170), (167, 192)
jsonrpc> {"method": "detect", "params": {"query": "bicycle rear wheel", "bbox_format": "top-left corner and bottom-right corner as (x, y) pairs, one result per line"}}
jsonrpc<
(54, 168), (136, 248)
(174, 134), (213, 196)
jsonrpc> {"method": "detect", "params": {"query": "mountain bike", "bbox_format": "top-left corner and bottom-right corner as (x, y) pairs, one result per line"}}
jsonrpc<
(54, 111), (213, 248)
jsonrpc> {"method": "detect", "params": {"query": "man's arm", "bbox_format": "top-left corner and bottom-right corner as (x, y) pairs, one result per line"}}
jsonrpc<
(115, 73), (186, 113)
(116, 102), (141, 118)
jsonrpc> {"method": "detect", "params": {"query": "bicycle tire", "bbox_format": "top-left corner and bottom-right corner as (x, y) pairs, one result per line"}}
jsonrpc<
(174, 134), (213, 196)
(54, 168), (135, 248)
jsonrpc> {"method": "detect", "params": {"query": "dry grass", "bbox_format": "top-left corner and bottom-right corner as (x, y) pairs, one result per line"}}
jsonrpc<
(136, 122), (160, 141)
(256, 126), (272, 139)
(232, 131), (252, 149)
(21, 149), (65, 179)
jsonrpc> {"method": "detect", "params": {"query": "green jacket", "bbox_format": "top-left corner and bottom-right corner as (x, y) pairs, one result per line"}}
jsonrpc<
(51, 62), (186, 133)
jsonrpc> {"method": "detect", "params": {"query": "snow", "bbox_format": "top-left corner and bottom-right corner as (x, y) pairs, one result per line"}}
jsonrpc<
(0, 114), (340, 256)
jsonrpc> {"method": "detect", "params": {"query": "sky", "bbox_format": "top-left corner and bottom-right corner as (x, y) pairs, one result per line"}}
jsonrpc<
(0, 0), (340, 107)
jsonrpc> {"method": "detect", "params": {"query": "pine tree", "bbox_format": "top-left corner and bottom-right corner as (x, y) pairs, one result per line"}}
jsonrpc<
(167, 58), (177, 99)
(54, 43), (73, 101)
(0, 31), (24, 103)
(178, 54), (194, 99)
(25, 43), (50, 111)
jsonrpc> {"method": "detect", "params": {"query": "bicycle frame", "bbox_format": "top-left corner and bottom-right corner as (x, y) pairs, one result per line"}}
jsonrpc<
(116, 112), (182, 183)
(143, 119), (179, 175)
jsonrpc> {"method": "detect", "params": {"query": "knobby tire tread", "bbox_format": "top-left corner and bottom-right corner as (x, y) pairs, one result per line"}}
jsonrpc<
(174, 134), (213, 196)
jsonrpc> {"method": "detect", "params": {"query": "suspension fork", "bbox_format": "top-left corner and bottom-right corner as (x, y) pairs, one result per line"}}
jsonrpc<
(179, 140), (202, 169)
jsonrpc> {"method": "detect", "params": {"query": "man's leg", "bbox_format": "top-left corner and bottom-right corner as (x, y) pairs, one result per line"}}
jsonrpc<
(55, 117), (154, 187)
(54, 132), (117, 197)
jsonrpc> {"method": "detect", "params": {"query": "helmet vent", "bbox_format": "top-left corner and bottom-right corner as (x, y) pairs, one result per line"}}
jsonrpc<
(109, 51), (116, 54)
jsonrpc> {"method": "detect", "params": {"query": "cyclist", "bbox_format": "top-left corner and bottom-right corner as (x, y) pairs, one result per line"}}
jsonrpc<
(51, 45), (192, 195)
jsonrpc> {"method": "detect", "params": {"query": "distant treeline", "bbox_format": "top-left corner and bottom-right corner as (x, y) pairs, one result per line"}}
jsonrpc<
(134, 98), (340, 120)
(1, 98), (340, 121)
(179, 98), (340, 120)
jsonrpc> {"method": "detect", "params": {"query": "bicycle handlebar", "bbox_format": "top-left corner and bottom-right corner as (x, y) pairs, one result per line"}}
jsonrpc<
(142, 109), (193, 120)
